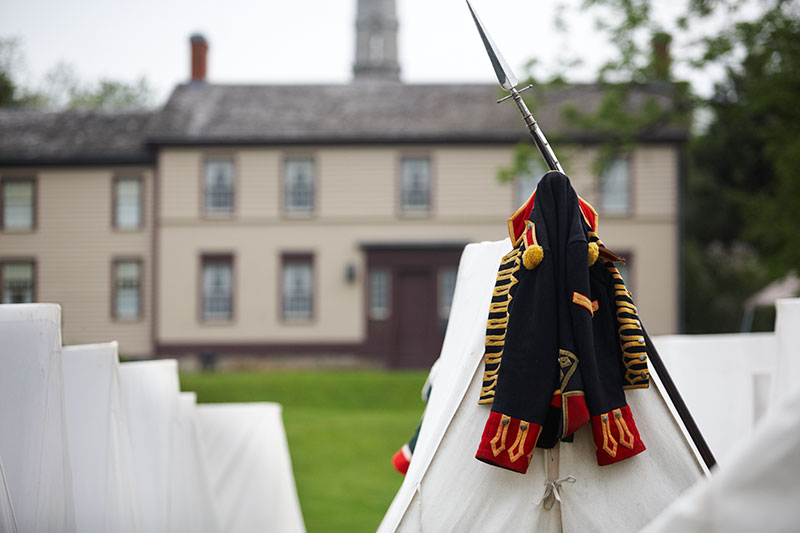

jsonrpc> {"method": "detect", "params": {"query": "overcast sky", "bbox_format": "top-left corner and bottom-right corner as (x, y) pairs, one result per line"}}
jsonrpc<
(1, 0), (724, 105)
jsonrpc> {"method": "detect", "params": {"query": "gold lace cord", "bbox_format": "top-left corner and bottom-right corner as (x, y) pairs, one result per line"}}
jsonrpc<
(613, 409), (635, 449)
(490, 415), (510, 457)
(507, 422), (530, 462)
(601, 414), (618, 457)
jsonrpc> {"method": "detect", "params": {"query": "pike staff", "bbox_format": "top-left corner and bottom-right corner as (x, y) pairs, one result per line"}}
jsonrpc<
(465, 0), (716, 471)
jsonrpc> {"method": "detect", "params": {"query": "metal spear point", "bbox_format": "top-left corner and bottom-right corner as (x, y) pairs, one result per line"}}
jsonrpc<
(465, 0), (563, 173)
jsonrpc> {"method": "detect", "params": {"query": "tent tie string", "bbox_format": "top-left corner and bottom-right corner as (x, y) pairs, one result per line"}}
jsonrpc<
(537, 475), (576, 511)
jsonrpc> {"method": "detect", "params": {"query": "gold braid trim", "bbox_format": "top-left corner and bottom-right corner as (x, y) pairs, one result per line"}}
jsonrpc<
(607, 263), (650, 389)
(508, 421), (532, 462)
(491, 415), (510, 456)
(480, 247), (523, 404)
(613, 409), (635, 449)
(601, 414), (618, 457)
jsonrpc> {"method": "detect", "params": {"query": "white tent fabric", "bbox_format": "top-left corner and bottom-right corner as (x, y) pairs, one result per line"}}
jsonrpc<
(168, 392), (221, 533)
(195, 403), (306, 533)
(644, 383), (800, 532)
(643, 298), (800, 532)
(0, 304), (76, 533)
(772, 298), (800, 405)
(652, 333), (776, 464)
(119, 360), (180, 533)
(0, 455), (18, 533)
(61, 342), (143, 533)
(379, 241), (706, 532)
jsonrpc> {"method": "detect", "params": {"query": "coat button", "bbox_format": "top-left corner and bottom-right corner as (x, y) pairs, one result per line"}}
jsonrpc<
(615, 411), (621, 419)
(501, 417), (509, 425)
(602, 415), (608, 423)
(639, 354), (646, 361)
(520, 423), (528, 431)
(638, 337), (645, 344)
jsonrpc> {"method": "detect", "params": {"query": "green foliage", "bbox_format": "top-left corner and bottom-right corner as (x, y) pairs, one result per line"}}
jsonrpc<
(180, 370), (428, 533)
(0, 38), (153, 110)
(683, 240), (771, 333)
(66, 77), (153, 111)
(506, 0), (800, 331)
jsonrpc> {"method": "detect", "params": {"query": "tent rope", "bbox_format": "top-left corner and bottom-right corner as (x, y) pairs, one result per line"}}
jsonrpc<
(536, 476), (576, 511)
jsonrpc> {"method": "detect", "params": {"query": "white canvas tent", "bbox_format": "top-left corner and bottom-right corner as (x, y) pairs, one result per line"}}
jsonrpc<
(644, 383), (800, 532)
(379, 240), (707, 532)
(0, 456), (17, 533)
(643, 298), (800, 531)
(167, 392), (221, 533)
(118, 360), (180, 533)
(0, 303), (306, 533)
(0, 304), (76, 533)
(652, 333), (776, 464)
(62, 342), (144, 533)
(195, 403), (306, 533)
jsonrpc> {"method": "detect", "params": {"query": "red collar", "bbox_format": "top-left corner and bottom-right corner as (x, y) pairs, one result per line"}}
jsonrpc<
(508, 186), (599, 245)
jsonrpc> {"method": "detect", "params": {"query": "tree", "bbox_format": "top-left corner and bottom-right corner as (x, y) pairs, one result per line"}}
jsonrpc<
(1, 38), (154, 110)
(508, 0), (800, 332)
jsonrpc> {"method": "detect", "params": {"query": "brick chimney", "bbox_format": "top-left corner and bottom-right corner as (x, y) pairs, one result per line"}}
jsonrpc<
(190, 34), (208, 83)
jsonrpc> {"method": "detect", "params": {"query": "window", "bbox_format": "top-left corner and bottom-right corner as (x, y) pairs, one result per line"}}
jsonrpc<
(2, 178), (35, 231)
(369, 34), (384, 63)
(400, 157), (431, 213)
(598, 158), (630, 216)
(202, 256), (233, 320)
(616, 260), (633, 294)
(1, 261), (35, 303)
(204, 157), (235, 214)
(113, 260), (142, 319)
(282, 255), (313, 321)
(369, 268), (391, 320)
(514, 159), (546, 208)
(114, 177), (142, 229)
(439, 267), (458, 321)
(284, 157), (315, 214)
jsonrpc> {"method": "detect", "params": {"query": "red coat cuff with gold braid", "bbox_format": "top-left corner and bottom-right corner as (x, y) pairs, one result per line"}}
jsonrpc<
(590, 405), (645, 466)
(475, 411), (541, 474)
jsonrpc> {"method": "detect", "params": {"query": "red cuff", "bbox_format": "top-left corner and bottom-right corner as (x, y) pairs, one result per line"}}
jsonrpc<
(563, 393), (590, 437)
(591, 405), (645, 466)
(392, 444), (412, 475)
(476, 411), (541, 474)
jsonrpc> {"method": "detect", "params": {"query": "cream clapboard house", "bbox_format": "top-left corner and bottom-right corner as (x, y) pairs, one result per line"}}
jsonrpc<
(0, 0), (684, 368)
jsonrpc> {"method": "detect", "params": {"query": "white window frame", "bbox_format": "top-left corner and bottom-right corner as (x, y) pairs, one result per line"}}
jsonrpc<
(202, 257), (233, 321)
(598, 157), (631, 216)
(114, 177), (142, 229)
(284, 157), (315, 214)
(368, 268), (391, 320)
(113, 259), (142, 319)
(438, 267), (458, 321)
(514, 159), (546, 209)
(1, 260), (35, 304)
(282, 257), (314, 321)
(203, 156), (235, 214)
(400, 156), (431, 213)
(2, 178), (35, 231)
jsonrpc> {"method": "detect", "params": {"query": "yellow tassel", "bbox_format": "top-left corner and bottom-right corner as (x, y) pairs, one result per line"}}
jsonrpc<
(588, 242), (599, 266)
(523, 245), (543, 270)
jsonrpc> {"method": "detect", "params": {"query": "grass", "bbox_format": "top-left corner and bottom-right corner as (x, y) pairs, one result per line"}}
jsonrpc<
(180, 370), (428, 532)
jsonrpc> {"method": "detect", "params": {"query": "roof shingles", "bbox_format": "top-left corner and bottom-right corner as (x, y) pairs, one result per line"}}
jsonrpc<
(0, 82), (687, 164)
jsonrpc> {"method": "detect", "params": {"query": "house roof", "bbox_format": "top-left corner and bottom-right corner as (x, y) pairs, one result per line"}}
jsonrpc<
(0, 82), (688, 165)
(0, 110), (157, 166)
(150, 82), (688, 146)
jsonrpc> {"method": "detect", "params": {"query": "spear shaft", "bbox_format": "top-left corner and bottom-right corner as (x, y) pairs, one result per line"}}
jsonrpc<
(466, 0), (716, 471)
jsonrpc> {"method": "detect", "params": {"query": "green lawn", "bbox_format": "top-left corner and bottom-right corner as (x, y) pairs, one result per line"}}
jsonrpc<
(180, 370), (428, 532)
